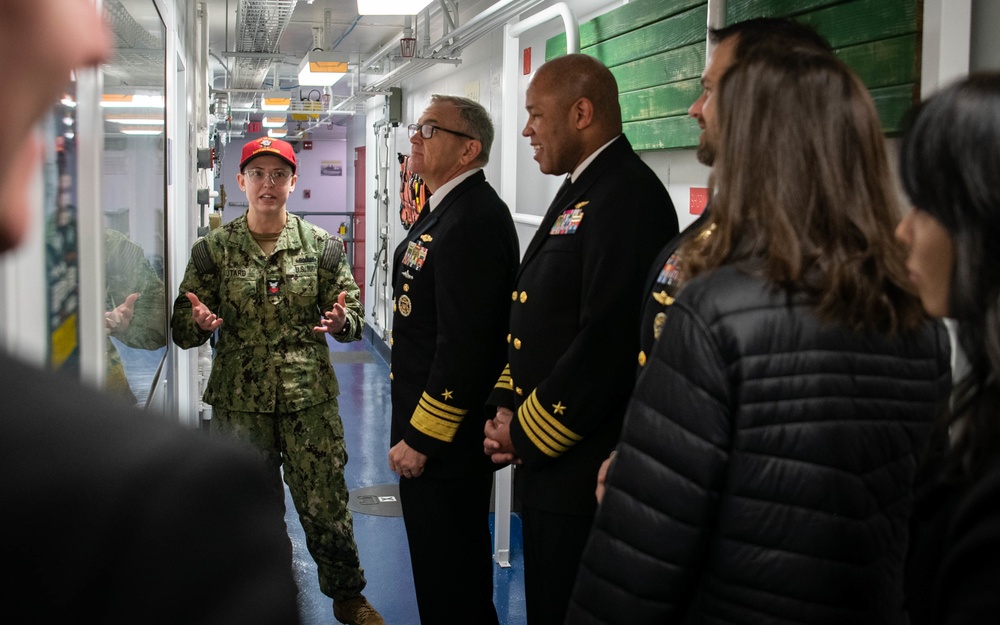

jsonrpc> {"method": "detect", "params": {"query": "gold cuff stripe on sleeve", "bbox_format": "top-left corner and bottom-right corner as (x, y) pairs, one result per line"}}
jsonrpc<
(420, 391), (467, 417)
(411, 394), (466, 442)
(518, 402), (562, 458)
(517, 392), (582, 457)
(525, 392), (582, 443)
(494, 364), (513, 390)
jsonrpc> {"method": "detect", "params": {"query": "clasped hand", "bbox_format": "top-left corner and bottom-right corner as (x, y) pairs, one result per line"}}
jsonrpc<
(484, 407), (521, 464)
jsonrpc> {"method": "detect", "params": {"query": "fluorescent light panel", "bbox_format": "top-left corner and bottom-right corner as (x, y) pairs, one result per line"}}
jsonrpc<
(357, 0), (434, 15)
(298, 51), (349, 86)
(262, 91), (291, 111)
(101, 94), (165, 108)
(267, 128), (287, 138)
(121, 127), (164, 135)
(106, 115), (164, 125)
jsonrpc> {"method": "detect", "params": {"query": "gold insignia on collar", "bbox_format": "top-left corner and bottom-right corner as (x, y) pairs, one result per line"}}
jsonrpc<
(575, 200), (589, 209)
(442, 389), (454, 401)
(652, 291), (675, 306)
(552, 401), (566, 415)
(420, 234), (433, 242)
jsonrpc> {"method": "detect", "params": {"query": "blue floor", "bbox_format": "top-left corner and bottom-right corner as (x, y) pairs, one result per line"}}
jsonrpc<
(285, 335), (526, 625)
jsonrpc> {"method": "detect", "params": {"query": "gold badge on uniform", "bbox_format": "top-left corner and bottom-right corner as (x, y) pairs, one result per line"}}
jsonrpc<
(398, 294), (413, 316)
(652, 291), (675, 306)
(653, 312), (667, 340)
(550, 207), (585, 235)
(420, 234), (433, 242)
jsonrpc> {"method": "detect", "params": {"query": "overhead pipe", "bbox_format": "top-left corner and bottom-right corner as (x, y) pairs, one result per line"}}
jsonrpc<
(429, 0), (545, 57)
(508, 2), (579, 54)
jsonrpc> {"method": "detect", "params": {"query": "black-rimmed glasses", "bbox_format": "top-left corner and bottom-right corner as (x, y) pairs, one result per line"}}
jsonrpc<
(407, 123), (477, 141)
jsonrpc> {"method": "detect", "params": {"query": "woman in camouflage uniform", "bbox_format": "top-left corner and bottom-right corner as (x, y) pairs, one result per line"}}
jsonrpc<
(171, 137), (383, 625)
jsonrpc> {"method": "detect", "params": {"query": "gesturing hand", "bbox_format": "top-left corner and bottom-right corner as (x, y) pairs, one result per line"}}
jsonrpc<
(185, 291), (223, 332)
(314, 291), (349, 335)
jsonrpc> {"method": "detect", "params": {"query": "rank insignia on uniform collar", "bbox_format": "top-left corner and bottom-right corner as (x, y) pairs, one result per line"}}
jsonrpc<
(550, 207), (585, 235)
(420, 234), (433, 242)
(267, 280), (280, 295)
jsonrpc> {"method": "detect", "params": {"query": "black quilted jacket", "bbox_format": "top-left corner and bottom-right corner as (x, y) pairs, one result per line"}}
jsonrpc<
(566, 264), (952, 625)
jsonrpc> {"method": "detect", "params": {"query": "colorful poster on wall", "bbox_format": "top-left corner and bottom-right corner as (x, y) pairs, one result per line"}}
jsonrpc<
(321, 160), (342, 176)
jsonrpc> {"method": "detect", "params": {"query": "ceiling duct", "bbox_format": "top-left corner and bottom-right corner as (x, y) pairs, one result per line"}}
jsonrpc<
(103, 0), (166, 88)
(229, 0), (297, 108)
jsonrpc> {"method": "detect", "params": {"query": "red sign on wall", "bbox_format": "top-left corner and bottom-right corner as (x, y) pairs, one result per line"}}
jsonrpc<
(690, 187), (709, 215)
(523, 47), (532, 75)
(247, 121), (261, 133)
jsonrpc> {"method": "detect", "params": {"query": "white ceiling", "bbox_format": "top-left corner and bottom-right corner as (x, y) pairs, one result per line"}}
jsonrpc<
(203, 0), (408, 92)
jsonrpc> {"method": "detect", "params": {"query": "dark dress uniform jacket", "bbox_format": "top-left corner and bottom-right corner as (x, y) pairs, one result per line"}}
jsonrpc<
(567, 264), (953, 625)
(391, 170), (519, 477)
(489, 135), (678, 515)
(637, 208), (711, 371)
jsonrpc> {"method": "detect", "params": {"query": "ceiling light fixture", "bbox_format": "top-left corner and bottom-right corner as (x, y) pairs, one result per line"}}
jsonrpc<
(120, 127), (164, 135)
(267, 128), (288, 138)
(357, 0), (434, 15)
(297, 50), (349, 86)
(106, 115), (165, 125)
(262, 116), (287, 128)
(261, 91), (291, 111)
(100, 94), (165, 108)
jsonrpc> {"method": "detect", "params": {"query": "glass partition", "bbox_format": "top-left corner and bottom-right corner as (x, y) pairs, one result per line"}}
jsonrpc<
(100, 0), (167, 406)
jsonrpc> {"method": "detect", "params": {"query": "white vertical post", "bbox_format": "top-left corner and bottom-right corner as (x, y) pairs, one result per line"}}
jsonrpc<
(493, 465), (512, 567)
(921, 0), (972, 97)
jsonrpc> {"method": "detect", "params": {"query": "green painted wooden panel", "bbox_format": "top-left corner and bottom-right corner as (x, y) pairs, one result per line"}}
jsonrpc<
(871, 83), (917, 133)
(585, 6), (707, 68)
(611, 42), (706, 93)
(727, 0), (845, 22)
(547, 5), (706, 65)
(794, 0), (918, 48)
(620, 77), (701, 122)
(546, 0), (704, 57)
(837, 34), (918, 88)
(623, 115), (700, 151)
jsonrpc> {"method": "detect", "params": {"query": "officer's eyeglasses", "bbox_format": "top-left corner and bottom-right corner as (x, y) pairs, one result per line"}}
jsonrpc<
(243, 169), (294, 185)
(407, 123), (477, 141)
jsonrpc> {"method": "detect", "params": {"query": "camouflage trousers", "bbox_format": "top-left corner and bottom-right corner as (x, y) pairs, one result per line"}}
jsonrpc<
(211, 397), (367, 601)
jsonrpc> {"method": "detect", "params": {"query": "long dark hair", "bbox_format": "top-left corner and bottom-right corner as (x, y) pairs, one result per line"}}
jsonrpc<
(900, 72), (1000, 478)
(682, 44), (926, 335)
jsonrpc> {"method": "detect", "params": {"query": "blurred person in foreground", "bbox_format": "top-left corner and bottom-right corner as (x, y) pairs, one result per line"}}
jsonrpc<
(895, 71), (1000, 625)
(171, 135), (382, 625)
(388, 94), (518, 625)
(483, 53), (678, 624)
(0, 1), (300, 623)
(566, 41), (952, 625)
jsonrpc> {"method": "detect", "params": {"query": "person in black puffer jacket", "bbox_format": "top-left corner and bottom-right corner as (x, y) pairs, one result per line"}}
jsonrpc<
(565, 40), (953, 625)
(895, 72), (1000, 625)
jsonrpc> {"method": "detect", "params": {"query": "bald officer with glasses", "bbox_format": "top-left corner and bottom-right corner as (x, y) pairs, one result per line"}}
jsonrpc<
(171, 137), (385, 625)
(388, 95), (518, 625)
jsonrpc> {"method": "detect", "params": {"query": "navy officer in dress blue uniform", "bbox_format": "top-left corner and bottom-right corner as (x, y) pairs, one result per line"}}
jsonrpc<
(482, 54), (678, 624)
(388, 94), (519, 625)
